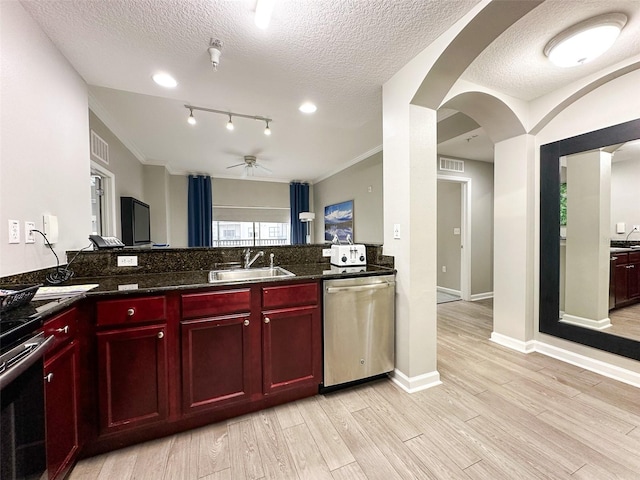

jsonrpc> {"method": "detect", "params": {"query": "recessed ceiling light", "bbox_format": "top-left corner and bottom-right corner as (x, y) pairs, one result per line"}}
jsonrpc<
(299, 102), (317, 114)
(255, 0), (275, 29)
(152, 72), (178, 88)
(544, 13), (627, 68)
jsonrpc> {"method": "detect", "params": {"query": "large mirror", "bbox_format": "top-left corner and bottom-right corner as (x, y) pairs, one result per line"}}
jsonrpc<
(540, 118), (640, 361)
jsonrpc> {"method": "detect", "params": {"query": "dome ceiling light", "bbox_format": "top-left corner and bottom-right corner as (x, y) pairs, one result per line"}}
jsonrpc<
(544, 13), (627, 68)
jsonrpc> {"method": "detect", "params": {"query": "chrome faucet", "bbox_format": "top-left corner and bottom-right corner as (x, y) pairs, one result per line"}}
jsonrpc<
(270, 253), (274, 269)
(243, 248), (264, 268)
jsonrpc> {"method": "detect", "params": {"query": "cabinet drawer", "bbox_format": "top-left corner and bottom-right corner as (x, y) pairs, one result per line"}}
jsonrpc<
(182, 289), (251, 319)
(96, 296), (166, 327)
(44, 307), (77, 356)
(614, 253), (629, 265)
(629, 252), (640, 263)
(262, 282), (318, 310)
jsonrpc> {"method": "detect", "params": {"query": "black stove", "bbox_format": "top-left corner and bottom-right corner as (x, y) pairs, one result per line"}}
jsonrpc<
(0, 299), (69, 353)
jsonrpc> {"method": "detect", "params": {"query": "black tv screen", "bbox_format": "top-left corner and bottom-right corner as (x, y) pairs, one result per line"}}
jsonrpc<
(121, 197), (151, 245)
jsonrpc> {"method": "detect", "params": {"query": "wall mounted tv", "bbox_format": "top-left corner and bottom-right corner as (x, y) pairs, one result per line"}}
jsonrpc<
(121, 197), (151, 246)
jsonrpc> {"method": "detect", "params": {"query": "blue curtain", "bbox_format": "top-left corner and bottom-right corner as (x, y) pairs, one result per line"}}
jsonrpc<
(290, 182), (309, 244)
(188, 175), (212, 247)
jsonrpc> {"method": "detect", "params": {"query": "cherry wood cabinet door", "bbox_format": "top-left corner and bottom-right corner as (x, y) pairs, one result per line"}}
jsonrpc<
(44, 341), (79, 480)
(628, 262), (640, 300)
(261, 305), (321, 395)
(181, 314), (254, 414)
(615, 263), (630, 305)
(97, 324), (168, 434)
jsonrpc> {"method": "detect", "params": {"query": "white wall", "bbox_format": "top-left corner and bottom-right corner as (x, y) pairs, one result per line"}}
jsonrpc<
(0, 2), (90, 276)
(313, 151), (383, 244)
(611, 158), (640, 240)
(89, 111), (145, 239)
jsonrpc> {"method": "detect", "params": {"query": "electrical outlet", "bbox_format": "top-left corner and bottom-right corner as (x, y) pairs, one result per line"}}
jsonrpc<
(393, 224), (401, 239)
(8, 220), (20, 244)
(442, 266), (447, 273)
(25, 222), (36, 244)
(117, 256), (138, 267)
(322, 248), (332, 257)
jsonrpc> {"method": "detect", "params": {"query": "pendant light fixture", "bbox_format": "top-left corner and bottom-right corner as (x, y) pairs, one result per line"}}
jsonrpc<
(544, 13), (627, 68)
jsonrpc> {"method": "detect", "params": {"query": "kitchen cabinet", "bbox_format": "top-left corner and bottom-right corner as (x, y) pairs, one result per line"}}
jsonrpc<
(96, 296), (168, 435)
(44, 308), (80, 480)
(181, 289), (255, 414)
(612, 252), (640, 308)
(261, 283), (321, 395)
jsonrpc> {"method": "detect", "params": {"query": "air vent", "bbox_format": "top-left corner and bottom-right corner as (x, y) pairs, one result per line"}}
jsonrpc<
(439, 157), (464, 173)
(91, 130), (109, 164)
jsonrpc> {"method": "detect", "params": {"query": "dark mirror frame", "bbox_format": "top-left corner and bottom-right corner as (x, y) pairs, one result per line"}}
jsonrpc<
(540, 118), (640, 361)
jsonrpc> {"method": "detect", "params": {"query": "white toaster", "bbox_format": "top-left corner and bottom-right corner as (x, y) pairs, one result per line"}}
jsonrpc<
(330, 244), (367, 266)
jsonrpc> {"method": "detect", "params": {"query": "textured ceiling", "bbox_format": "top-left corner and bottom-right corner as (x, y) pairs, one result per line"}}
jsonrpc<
(462, 0), (640, 101)
(21, 0), (479, 181)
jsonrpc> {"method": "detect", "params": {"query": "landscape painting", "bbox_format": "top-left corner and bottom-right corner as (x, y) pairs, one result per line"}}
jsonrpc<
(324, 200), (354, 243)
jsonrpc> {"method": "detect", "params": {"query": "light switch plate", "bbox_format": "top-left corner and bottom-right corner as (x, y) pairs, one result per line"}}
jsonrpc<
(453, 227), (461, 235)
(393, 224), (401, 239)
(322, 248), (332, 257)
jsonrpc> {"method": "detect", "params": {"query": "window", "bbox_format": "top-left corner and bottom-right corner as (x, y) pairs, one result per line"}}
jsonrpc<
(212, 221), (289, 247)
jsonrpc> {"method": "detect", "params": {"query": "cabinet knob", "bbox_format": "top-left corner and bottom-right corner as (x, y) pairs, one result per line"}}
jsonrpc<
(264, 317), (270, 324)
(44, 373), (53, 383)
(157, 331), (164, 339)
(127, 308), (135, 316)
(243, 319), (250, 326)
(56, 325), (69, 334)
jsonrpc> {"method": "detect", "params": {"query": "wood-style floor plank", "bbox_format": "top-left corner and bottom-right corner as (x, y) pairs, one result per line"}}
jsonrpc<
(70, 298), (640, 480)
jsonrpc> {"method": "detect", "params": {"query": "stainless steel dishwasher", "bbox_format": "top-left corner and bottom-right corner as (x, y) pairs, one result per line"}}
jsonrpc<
(323, 274), (395, 387)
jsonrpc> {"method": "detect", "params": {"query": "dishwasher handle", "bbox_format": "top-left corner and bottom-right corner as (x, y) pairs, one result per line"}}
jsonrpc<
(326, 282), (394, 294)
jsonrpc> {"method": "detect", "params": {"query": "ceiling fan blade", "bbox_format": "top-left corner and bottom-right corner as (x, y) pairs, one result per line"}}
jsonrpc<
(226, 163), (246, 169)
(255, 163), (272, 173)
(241, 165), (249, 178)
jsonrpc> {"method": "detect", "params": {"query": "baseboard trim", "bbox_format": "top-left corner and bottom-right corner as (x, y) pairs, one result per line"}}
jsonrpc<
(390, 369), (442, 393)
(471, 291), (494, 301)
(560, 313), (612, 330)
(490, 332), (536, 353)
(534, 341), (640, 388)
(437, 286), (460, 296)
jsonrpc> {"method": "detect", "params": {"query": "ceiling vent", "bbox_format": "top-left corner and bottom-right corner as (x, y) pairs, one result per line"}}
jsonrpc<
(91, 130), (109, 164)
(439, 157), (464, 173)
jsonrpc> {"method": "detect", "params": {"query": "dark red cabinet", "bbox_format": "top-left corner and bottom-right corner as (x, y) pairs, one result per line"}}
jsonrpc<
(612, 252), (640, 308)
(181, 314), (254, 413)
(44, 341), (79, 480)
(262, 305), (321, 395)
(97, 324), (169, 434)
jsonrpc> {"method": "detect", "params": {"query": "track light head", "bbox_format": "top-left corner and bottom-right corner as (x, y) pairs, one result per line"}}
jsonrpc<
(226, 114), (234, 131)
(264, 120), (271, 136)
(187, 109), (196, 125)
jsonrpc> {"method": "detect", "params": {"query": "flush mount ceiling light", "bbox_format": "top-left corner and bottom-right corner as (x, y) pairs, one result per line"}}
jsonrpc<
(152, 72), (178, 88)
(208, 38), (223, 70)
(255, 0), (275, 29)
(299, 102), (317, 114)
(544, 13), (627, 68)
(185, 105), (273, 136)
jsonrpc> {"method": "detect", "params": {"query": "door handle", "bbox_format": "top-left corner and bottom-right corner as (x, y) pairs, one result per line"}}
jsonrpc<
(326, 282), (394, 294)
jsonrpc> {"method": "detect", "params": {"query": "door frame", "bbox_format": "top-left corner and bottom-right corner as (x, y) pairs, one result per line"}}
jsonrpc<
(90, 161), (116, 236)
(437, 175), (472, 301)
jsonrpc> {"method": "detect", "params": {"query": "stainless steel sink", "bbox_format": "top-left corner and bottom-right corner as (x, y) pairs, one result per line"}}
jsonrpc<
(208, 266), (295, 283)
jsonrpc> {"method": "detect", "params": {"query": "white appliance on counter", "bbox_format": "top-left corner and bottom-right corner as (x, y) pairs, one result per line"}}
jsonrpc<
(330, 244), (366, 267)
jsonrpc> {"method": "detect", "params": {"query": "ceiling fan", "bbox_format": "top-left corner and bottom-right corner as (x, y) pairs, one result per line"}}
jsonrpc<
(226, 155), (272, 177)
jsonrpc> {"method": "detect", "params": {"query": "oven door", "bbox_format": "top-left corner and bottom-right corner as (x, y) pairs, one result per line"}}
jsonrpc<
(1, 332), (54, 480)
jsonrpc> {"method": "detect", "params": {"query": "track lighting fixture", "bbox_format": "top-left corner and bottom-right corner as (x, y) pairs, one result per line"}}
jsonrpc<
(184, 105), (273, 134)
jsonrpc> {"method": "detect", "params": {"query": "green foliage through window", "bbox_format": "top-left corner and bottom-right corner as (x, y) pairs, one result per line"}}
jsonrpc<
(560, 183), (567, 226)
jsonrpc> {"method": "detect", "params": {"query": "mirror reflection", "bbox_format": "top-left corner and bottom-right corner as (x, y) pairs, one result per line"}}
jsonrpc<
(559, 138), (640, 342)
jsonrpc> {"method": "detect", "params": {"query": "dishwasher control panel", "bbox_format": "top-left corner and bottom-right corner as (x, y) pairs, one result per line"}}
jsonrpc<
(330, 244), (366, 266)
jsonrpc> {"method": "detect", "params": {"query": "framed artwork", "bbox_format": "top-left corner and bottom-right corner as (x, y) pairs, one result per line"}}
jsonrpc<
(324, 200), (354, 242)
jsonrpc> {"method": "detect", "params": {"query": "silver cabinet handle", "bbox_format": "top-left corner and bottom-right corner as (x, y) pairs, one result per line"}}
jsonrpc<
(127, 308), (135, 316)
(326, 282), (394, 294)
(56, 325), (69, 334)
(157, 331), (164, 339)
(264, 317), (270, 324)
(243, 319), (250, 326)
(45, 373), (53, 383)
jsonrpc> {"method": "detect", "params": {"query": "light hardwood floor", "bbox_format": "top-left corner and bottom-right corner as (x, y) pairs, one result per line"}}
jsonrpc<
(70, 299), (640, 479)
(608, 303), (640, 342)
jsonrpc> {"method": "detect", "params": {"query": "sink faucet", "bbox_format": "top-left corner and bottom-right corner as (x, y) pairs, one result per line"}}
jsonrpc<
(243, 248), (264, 268)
